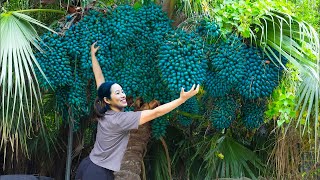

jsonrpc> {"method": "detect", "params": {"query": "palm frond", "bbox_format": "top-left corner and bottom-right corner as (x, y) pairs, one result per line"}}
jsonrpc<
(204, 136), (265, 179)
(147, 139), (171, 180)
(0, 10), (61, 163)
(251, 11), (320, 161)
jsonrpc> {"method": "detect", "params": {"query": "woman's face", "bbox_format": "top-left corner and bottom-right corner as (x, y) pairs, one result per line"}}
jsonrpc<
(104, 83), (127, 111)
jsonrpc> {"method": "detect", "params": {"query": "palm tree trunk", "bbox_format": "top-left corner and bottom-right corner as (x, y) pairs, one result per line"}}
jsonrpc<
(161, 0), (187, 27)
(114, 99), (160, 180)
(161, 0), (175, 19)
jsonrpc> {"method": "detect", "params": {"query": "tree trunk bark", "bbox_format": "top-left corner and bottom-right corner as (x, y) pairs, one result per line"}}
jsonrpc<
(114, 99), (160, 180)
(161, 0), (187, 27)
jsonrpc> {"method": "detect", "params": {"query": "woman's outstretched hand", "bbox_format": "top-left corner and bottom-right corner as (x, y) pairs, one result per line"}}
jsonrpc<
(91, 41), (100, 55)
(180, 84), (200, 102)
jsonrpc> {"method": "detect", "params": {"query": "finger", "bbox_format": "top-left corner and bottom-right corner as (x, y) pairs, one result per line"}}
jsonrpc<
(189, 84), (195, 92)
(91, 41), (98, 48)
(195, 84), (200, 92)
(96, 46), (100, 50)
(180, 87), (185, 94)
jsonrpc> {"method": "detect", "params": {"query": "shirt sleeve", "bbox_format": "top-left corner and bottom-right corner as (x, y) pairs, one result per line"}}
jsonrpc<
(114, 111), (141, 131)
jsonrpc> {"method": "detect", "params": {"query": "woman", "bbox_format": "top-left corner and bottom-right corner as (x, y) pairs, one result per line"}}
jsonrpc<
(75, 42), (200, 179)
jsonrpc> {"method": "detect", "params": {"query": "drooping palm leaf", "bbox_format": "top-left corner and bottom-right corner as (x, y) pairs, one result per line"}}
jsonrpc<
(147, 139), (171, 180)
(204, 136), (265, 179)
(251, 11), (320, 161)
(0, 9), (63, 163)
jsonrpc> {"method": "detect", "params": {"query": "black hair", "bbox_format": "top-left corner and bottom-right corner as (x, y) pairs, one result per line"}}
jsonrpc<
(94, 81), (116, 117)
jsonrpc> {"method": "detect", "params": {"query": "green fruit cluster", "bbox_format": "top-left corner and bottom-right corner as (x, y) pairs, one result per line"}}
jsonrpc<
(236, 47), (288, 99)
(209, 95), (240, 129)
(241, 99), (266, 129)
(151, 114), (170, 139)
(201, 33), (287, 130)
(158, 30), (207, 93)
(35, 3), (287, 132)
(35, 4), (200, 132)
(196, 20), (220, 38)
(177, 97), (199, 126)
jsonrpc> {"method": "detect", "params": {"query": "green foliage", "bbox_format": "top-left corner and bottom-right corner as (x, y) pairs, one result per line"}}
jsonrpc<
(169, 117), (268, 179)
(0, 8), (63, 163)
(182, 0), (320, 159)
(1, 0), (65, 27)
(177, 0), (298, 37)
(83, 122), (97, 146)
(173, 132), (266, 179)
(204, 136), (265, 179)
(253, 10), (320, 140)
(98, 0), (159, 6)
(290, 0), (320, 32)
(265, 64), (298, 127)
(172, 133), (216, 179)
(176, 0), (216, 18)
(302, 166), (320, 180)
(26, 92), (63, 175)
(209, 0), (295, 38)
(1, 0), (30, 11)
(146, 139), (171, 180)
(178, 0), (295, 36)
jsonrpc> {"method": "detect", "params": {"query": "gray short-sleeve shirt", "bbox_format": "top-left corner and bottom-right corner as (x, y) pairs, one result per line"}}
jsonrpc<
(89, 110), (141, 171)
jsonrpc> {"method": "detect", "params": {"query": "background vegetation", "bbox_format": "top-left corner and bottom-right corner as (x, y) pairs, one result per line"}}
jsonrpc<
(0, 0), (319, 179)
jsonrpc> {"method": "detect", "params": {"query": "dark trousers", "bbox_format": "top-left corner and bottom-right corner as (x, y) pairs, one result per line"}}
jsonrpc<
(75, 156), (114, 180)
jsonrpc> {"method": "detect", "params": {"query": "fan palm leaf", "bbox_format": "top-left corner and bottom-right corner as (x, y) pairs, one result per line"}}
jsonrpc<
(204, 136), (265, 179)
(252, 11), (320, 160)
(0, 9), (64, 163)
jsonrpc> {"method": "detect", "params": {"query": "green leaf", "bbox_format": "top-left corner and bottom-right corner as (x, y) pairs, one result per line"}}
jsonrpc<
(215, 16), (222, 22)
(204, 136), (265, 179)
(277, 119), (285, 127)
(241, 29), (251, 38)
(0, 9), (58, 164)
(133, 2), (143, 10)
(289, 111), (296, 117)
(265, 108), (277, 117)
(279, 94), (287, 100)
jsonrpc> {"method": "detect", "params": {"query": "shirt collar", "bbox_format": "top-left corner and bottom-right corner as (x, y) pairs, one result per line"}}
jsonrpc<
(105, 110), (117, 115)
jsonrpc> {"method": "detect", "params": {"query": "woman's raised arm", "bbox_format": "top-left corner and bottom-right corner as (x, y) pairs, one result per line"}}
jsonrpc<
(91, 42), (105, 89)
(139, 84), (200, 125)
